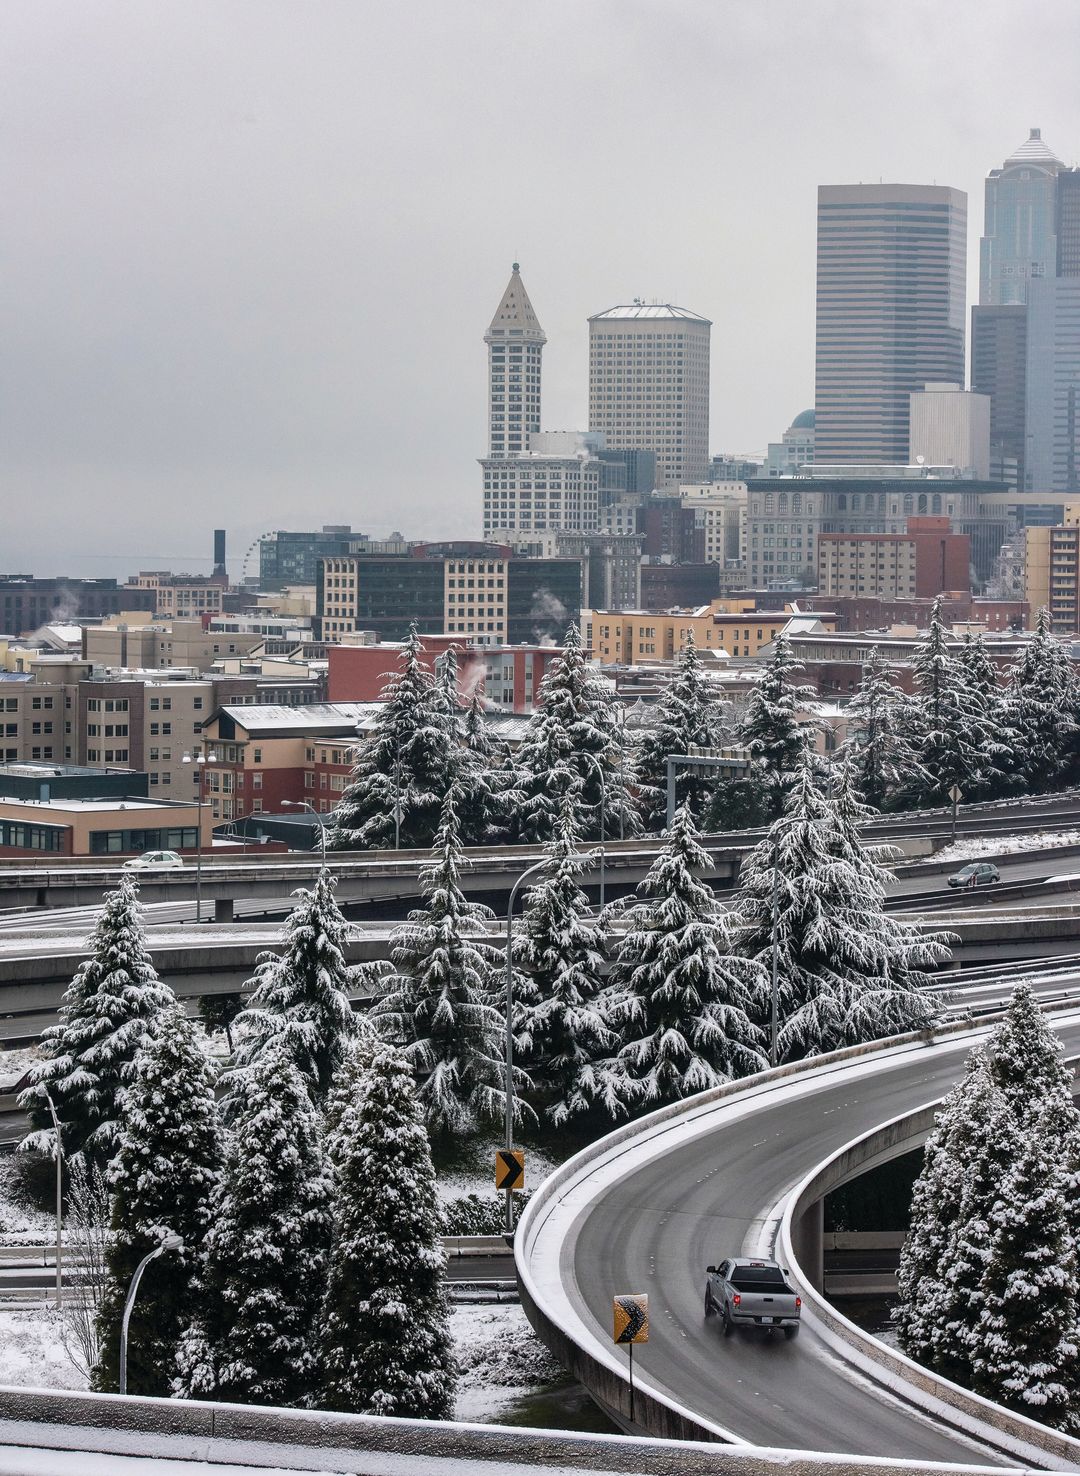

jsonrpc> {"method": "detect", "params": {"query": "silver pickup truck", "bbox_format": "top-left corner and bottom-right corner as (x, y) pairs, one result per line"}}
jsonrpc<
(704, 1257), (801, 1338)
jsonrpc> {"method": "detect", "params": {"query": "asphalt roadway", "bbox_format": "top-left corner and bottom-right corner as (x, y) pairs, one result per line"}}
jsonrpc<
(560, 1014), (1080, 1467)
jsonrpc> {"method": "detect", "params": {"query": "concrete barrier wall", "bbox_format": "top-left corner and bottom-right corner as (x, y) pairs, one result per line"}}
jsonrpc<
(780, 1101), (1080, 1472)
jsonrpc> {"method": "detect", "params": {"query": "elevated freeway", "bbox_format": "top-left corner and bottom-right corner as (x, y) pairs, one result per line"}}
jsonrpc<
(516, 1009), (1080, 1469)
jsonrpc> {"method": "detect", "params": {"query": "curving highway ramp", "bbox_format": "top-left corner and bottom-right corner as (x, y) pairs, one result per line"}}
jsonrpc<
(516, 1014), (1080, 1471)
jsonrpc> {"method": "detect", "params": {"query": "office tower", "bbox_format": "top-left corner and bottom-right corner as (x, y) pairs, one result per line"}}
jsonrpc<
(980, 129), (1062, 305)
(909, 383), (991, 479)
(814, 185), (967, 464)
(588, 302), (711, 487)
(485, 264), (546, 458)
(971, 306), (1028, 481)
(972, 129), (1063, 490)
(212, 530), (227, 579)
(1025, 278), (1080, 492)
(1057, 168), (1080, 277)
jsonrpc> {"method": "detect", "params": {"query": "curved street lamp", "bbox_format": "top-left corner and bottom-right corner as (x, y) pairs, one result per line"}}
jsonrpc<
(119, 1232), (184, 1395)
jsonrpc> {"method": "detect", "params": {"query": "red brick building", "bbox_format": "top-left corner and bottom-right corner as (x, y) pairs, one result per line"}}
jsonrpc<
(816, 517), (970, 602)
(326, 635), (564, 714)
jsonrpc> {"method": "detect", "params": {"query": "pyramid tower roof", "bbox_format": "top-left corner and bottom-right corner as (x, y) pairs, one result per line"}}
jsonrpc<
(1004, 128), (1062, 169)
(486, 264), (546, 342)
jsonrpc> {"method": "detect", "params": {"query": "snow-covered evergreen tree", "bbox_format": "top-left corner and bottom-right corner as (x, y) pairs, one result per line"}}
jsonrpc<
(971, 1090), (1080, 1429)
(19, 877), (174, 1168)
(987, 981), (1076, 1123)
(904, 600), (1009, 806)
(317, 1042), (454, 1418)
(175, 1032), (333, 1407)
(635, 633), (728, 829)
(895, 1050), (997, 1368)
(326, 626), (454, 851)
(603, 806), (767, 1110)
(510, 623), (637, 844)
(372, 786), (515, 1143)
(737, 631), (816, 818)
(457, 692), (511, 847)
(93, 1006), (222, 1395)
(1005, 608), (1076, 795)
(234, 870), (356, 1099)
(514, 800), (612, 1121)
(844, 645), (924, 811)
(733, 747), (950, 1061)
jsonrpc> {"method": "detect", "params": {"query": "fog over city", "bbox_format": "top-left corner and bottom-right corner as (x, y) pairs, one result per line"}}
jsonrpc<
(5, 0), (1080, 575)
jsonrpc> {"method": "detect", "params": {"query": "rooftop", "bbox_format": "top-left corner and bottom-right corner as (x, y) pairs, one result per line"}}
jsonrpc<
(1004, 127), (1063, 169)
(589, 302), (711, 324)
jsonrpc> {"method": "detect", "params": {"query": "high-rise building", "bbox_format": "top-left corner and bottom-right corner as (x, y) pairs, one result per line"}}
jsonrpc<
(980, 129), (1063, 305)
(588, 303), (711, 487)
(814, 185), (967, 464)
(972, 130), (1064, 492)
(971, 306), (1028, 482)
(762, 409), (816, 476)
(484, 264), (546, 458)
(1025, 278), (1080, 493)
(909, 382), (991, 479)
(1057, 168), (1080, 277)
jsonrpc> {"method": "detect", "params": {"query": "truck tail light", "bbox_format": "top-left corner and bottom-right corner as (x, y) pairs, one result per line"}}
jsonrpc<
(732, 1293), (741, 1306)
(795, 1297), (802, 1309)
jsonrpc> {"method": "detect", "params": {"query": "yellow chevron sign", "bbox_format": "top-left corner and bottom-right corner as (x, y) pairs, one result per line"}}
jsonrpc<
(613, 1292), (649, 1344)
(495, 1148), (525, 1192)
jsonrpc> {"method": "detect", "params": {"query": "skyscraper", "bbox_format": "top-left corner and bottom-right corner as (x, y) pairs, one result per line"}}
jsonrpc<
(1057, 168), (1080, 277)
(814, 184), (967, 465)
(980, 128), (1062, 305)
(972, 129), (1063, 489)
(588, 303), (711, 487)
(485, 264), (546, 458)
(1025, 278), (1080, 492)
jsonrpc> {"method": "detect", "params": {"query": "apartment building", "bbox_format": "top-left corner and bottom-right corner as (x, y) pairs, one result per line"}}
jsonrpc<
(581, 607), (835, 665)
(816, 517), (970, 601)
(327, 634), (564, 715)
(83, 619), (261, 672)
(127, 573), (226, 619)
(0, 679), (67, 764)
(1024, 503), (1080, 632)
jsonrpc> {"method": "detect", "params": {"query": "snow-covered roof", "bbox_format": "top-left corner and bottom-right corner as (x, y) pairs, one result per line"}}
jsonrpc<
(214, 702), (384, 737)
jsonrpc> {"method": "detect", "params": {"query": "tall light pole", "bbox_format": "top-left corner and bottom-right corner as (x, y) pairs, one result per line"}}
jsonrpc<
(41, 1086), (62, 1310)
(503, 858), (547, 1237)
(581, 754), (607, 912)
(119, 1232), (183, 1395)
(282, 799), (327, 870)
(181, 749), (217, 924)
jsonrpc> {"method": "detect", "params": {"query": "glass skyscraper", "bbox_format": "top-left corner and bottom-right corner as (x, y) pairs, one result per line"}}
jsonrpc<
(979, 129), (1062, 306)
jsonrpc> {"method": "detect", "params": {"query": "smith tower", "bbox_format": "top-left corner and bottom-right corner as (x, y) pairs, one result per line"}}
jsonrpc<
(485, 264), (546, 458)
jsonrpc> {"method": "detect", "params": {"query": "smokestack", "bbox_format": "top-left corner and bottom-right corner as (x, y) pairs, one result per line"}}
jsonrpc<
(213, 529), (227, 579)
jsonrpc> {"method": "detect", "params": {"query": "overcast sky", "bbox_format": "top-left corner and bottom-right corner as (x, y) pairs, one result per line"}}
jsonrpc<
(5, 0), (1080, 579)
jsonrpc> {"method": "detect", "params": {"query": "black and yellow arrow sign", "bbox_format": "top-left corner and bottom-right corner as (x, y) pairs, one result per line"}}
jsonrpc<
(613, 1292), (649, 1345)
(495, 1148), (525, 1192)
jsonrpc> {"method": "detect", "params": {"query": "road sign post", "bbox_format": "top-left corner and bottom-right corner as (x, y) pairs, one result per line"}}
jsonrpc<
(495, 1148), (525, 1232)
(613, 1292), (649, 1422)
(949, 783), (962, 843)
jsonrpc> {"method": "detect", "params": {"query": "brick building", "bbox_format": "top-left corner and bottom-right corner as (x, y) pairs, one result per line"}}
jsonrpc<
(816, 517), (970, 601)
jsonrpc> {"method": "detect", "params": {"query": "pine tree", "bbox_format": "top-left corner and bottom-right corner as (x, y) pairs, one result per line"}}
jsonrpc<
(1005, 608), (1076, 795)
(971, 1091), (1080, 1429)
(514, 801), (612, 1121)
(895, 1050), (997, 1368)
(635, 633), (728, 829)
(317, 1042), (454, 1418)
(19, 877), (174, 1169)
(603, 806), (767, 1110)
(175, 1032), (333, 1407)
(372, 786), (514, 1143)
(987, 981), (1076, 1123)
(844, 646), (925, 811)
(511, 623), (637, 844)
(733, 747), (950, 1062)
(234, 870), (356, 1098)
(957, 633), (1012, 801)
(737, 631), (816, 818)
(326, 626), (453, 851)
(457, 692), (511, 847)
(92, 1007), (222, 1395)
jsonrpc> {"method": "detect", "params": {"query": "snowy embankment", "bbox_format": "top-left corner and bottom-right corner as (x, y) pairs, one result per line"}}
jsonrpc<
(930, 828), (1080, 864)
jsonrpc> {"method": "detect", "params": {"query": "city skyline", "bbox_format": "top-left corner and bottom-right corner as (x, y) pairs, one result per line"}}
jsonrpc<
(6, 1), (1080, 575)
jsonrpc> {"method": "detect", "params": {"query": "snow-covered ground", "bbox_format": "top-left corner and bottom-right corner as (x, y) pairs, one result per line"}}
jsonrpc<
(930, 828), (1080, 864)
(435, 1135), (560, 1208)
(449, 1304), (565, 1422)
(0, 1044), (43, 1087)
(0, 1307), (85, 1391)
(0, 1152), (54, 1244)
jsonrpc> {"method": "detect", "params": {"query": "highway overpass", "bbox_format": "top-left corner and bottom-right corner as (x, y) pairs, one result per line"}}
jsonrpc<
(516, 1006), (1080, 1470)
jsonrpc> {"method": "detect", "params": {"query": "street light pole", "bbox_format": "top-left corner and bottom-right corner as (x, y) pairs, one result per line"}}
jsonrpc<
(582, 754), (608, 912)
(503, 858), (547, 1237)
(119, 1233), (183, 1395)
(41, 1087), (62, 1310)
(182, 750), (217, 924)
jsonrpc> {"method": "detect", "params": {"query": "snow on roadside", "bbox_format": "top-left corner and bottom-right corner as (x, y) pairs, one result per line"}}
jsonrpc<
(449, 1303), (564, 1422)
(0, 1307), (85, 1391)
(0, 1045), (43, 1089)
(930, 828), (1080, 864)
(436, 1136), (561, 1207)
(0, 1154), (54, 1243)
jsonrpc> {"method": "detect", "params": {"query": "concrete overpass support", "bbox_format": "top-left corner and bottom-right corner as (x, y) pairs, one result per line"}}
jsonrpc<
(214, 897), (234, 922)
(791, 1196), (823, 1294)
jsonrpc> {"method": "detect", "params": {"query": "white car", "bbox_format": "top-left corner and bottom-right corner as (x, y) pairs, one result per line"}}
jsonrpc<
(122, 850), (186, 873)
